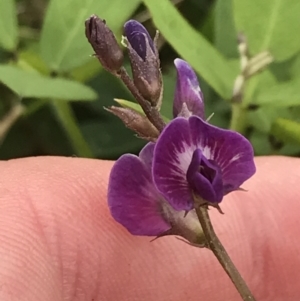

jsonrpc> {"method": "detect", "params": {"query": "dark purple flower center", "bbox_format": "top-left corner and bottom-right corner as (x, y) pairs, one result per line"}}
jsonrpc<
(186, 148), (223, 203)
(198, 163), (216, 183)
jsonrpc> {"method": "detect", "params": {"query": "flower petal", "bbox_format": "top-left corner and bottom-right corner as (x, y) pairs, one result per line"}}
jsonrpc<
(124, 20), (154, 60)
(153, 117), (195, 211)
(108, 149), (170, 236)
(159, 208), (205, 246)
(139, 142), (155, 170)
(188, 116), (256, 194)
(186, 149), (223, 203)
(173, 59), (205, 119)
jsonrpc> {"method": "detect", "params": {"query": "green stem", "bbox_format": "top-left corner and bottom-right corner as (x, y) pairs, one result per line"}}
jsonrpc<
(195, 206), (256, 301)
(229, 103), (247, 134)
(52, 100), (93, 158)
(24, 99), (48, 116)
(0, 104), (24, 144)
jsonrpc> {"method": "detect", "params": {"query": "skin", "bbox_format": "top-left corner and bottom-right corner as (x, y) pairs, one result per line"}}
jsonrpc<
(0, 156), (299, 301)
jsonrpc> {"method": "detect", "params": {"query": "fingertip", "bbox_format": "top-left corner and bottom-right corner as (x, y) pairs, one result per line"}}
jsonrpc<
(1, 156), (300, 301)
(0, 156), (116, 301)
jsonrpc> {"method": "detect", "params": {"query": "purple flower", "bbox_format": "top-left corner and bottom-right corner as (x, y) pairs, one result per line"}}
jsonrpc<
(107, 55), (255, 237)
(108, 143), (204, 243)
(152, 116), (256, 211)
(173, 59), (205, 119)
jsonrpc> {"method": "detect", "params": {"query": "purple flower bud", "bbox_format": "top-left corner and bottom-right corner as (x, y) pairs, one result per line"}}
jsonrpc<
(85, 15), (123, 74)
(108, 143), (205, 244)
(173, 59), (205, 119)
(153, 116), (256, 211)
(105, 106), (159, 140)
(124, 20), (156, 60)
(123, 20), (162, 107)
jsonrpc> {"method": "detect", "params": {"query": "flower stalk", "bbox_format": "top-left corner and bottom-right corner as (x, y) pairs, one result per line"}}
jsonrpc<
(117, 67), (165, 132)
(195, 205), (257, 301)
(229, 102), (247, 134)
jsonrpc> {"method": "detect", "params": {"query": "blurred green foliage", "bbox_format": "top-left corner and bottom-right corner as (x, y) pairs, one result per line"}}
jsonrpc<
(0, 0), (300, 160)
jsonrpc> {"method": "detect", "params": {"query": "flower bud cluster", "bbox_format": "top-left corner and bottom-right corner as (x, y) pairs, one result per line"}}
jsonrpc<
(85, 15), (162, 107)
(85, 15), (164, 137)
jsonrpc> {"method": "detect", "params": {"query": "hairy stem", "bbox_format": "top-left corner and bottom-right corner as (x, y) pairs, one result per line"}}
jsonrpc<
(117, 67), (165, 132)
(195, 206), (256, 301)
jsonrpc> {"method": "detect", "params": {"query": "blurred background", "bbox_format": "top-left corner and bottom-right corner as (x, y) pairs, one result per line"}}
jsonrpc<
(0, 0), (300, 160)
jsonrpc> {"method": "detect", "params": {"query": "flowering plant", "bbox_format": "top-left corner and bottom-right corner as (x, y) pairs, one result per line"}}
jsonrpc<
(86, 16), (257, 301)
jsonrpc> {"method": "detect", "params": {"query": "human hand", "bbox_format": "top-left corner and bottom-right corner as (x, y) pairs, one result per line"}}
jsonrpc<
(0, 156), (299, 301)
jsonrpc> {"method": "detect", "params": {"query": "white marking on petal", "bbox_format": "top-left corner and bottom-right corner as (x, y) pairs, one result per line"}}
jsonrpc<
(178, 102), (192, 118)
(229, 153), (242, 163)
(176, 141), (194, 173)
(188, 78), (202, 98)
(165, 141), (194, 183)
(202, 145), (212, 159)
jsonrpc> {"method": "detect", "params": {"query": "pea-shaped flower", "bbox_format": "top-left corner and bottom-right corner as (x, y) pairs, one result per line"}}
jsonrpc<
(108, 143), (204, 244)
(152, 116), (255, 211)
(152, 60), (255, 211)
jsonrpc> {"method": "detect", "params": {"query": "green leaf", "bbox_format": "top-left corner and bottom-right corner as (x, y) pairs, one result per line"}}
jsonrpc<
(40, 0), (141, 72)
(160, 69), (176, 119)
(18, 50), (49, 75)
(80, 118), (145, 159)
(289, 51), (300, 79)
(250, 131), (272, 156)
(71, 58), (101, 82)
(0, 65), (97, 100)
(115, 98), (170, 122)
(247, 107), (291, 133)
(255, 78), (300, 107)
(114, 98), (144, 114)
(278, 143), (300, 156)
(242, 69), (277, 107)
(233, 0), (300, 61)
(52, 101), (94, 157)
(0, 0), (18, 50)
(143, 0), (236, 99)
(214, 0), (238, 58)
(271, 118), (300, 145)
